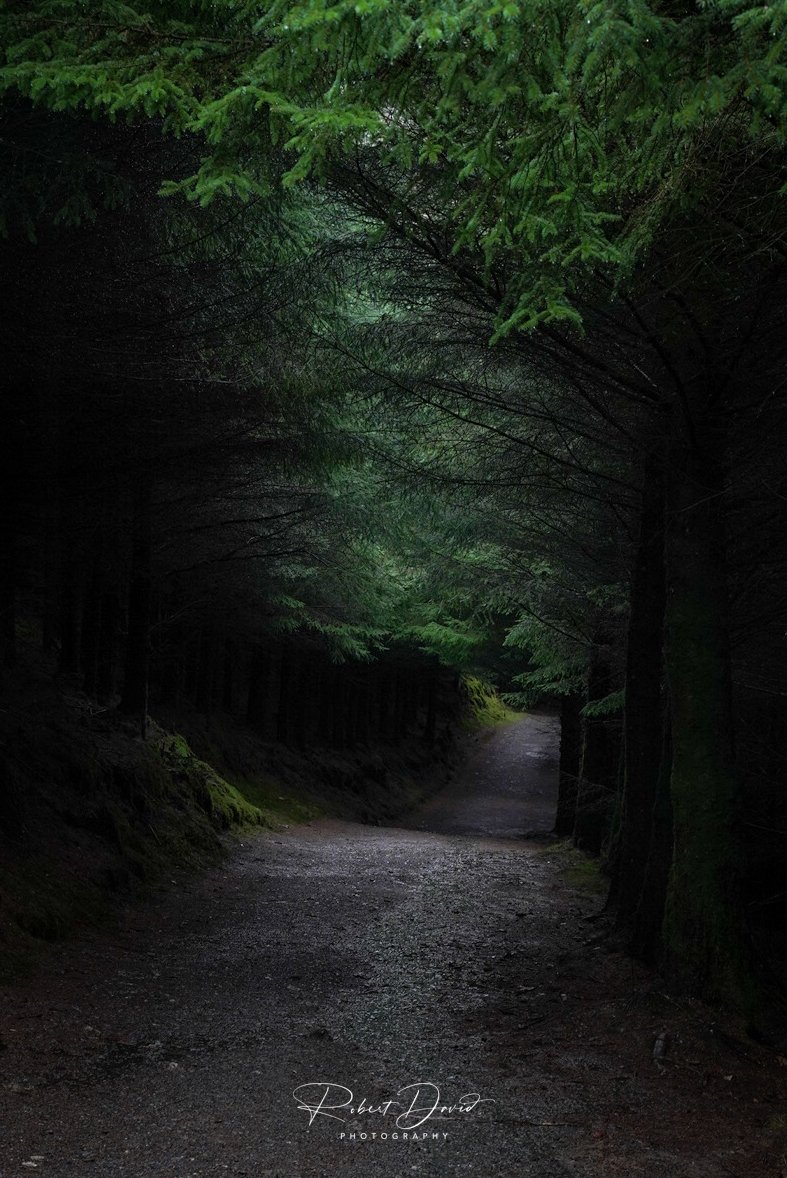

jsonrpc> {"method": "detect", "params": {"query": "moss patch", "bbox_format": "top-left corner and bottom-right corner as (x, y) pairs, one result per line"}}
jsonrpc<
(461, 674), (520, 729)
(539, 839), (608, 895)
(162, 708), (456, 829)
(158, 731), (322, 829)
(157, 732), (272, 830)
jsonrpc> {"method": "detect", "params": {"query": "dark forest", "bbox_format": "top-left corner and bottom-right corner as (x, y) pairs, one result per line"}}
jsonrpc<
(2, 4), (787, 1175)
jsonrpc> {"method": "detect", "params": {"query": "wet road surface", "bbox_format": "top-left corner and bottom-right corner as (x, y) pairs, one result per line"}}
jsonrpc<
(0, 714), (782, 1177)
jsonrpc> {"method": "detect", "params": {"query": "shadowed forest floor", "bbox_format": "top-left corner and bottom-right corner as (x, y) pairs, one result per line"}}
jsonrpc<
(1, 715), (785, 1177)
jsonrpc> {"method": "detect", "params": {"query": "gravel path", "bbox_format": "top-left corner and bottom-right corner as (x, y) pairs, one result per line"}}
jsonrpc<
(1, 715), (783, 1177)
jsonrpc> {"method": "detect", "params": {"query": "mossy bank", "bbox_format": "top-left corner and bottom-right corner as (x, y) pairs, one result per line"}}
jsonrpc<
(0, 667), (493, 979)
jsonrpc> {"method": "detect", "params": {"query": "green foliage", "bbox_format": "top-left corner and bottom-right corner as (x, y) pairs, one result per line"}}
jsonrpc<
(0, 0), (776, 702)
(504, 611), (589, 706)
(581, 688), (624, 718)
(158, 732), (271, 829)
(3, 0), (787, 324)
(462, 673), (518, 728)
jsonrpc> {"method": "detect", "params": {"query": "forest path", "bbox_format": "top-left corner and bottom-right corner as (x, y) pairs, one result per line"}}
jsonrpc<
(0, 716), (781, 1177)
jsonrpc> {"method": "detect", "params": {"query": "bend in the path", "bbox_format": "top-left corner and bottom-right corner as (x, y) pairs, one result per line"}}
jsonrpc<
(0, 710), (779, 1178)
(404, 710), (559, 839)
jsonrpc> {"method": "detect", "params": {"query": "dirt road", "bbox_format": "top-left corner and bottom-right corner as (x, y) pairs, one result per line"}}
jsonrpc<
(0, 715), (783, 1176)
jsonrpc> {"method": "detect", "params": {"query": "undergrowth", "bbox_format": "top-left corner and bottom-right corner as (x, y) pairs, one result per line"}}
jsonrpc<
(540, 839), (608, 895)
(461, 674), (520, 728)
(0, 699), (317, 980)
(0, 673), (463, 978)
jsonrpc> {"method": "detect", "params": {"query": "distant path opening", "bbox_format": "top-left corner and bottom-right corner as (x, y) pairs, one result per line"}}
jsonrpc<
(404, 710), (560, 838)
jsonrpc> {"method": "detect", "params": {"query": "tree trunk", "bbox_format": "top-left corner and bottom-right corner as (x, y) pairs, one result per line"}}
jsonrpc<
(616, 458), (667, 939)
(0, 381), (24, 674)
(57, 390), (82, 676)
(97, 587), (119, 703)
(80, 559), (102, 697)
(364, 672), (379, 745)
(574, 634), (618, 854)
(0, 506), (17, 672)
(58, 543), (82, 676)
(195, 626), (216, 715)
(246, 646), (270, 735)
(276, 645), (291, 744)
(222, 635), (235, 714)
(555, 691), (583, 836)
(290, 651), (306, 748)
(317, 666), (334, 744)
(424, 668), (437, 746)
(120, 462), (153, 736)
(631, 714), (673, 963)
(661, 421), (751, 1008)
(378, 667), (393, 741)
(394, 670), (409, 741)
(331, 674), (345, 748)
(404, 670), (419, 733)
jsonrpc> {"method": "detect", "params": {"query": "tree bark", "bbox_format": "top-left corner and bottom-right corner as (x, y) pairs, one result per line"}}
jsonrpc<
(616, 457), (668, 940)
(195, 626), (216, 715)
(331, 673), (345, 748)
(246, 646), (269, 735)
(661, 419), (751, 1008)
(276, 644), (291, 744)
(574, 634), (618, 854)
(80, 559), (102, 697)
(424, 668), (437, 746)
(631, 714), (673, 963)
(97, 587), (119, 703)
(222, 635), (235, 714)
(555, 691), (583, 836)
(58, 544), (82, 676)
(120, 460), (153, 736)
(290, 651), (307, 748)
(0, 505), (17, 672)
(378, 667), (393, 741)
